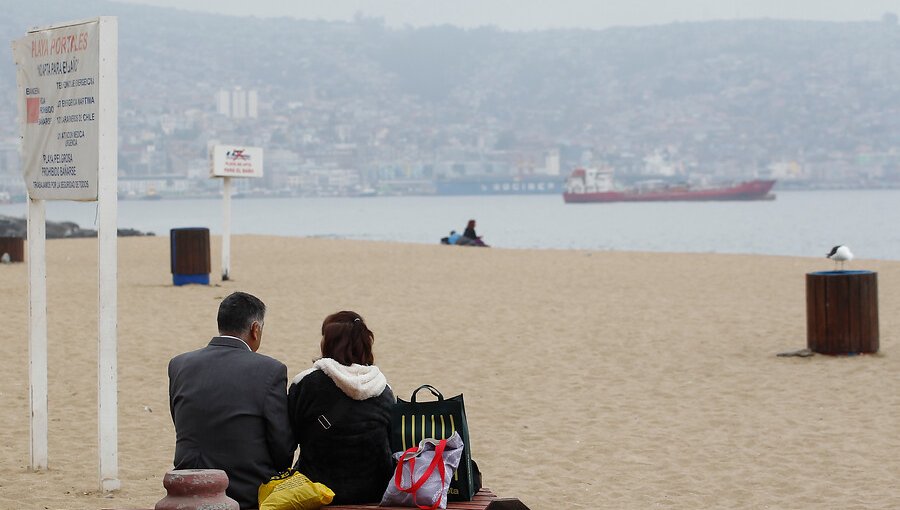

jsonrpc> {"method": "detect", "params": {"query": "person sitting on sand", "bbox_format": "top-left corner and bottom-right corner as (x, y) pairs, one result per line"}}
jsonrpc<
(447, 230), (461, 245)
(288, 311), (395, 505)
(462, 219), (487, 246)
(168, 292), (295, 509)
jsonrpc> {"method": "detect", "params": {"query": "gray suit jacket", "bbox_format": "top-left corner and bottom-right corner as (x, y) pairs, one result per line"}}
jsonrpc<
(168, 336), (295, 509)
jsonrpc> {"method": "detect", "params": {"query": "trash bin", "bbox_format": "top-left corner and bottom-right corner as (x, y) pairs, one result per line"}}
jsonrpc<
(0, 237), (24, 262)
(806, 270), (878, 354)
(170, 228), (210, 286)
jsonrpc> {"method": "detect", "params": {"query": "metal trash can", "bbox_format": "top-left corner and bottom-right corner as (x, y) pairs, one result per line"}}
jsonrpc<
(170, 228), (210, 286)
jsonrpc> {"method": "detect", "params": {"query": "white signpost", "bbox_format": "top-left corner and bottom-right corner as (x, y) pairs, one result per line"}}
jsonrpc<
(209, 144), (263, 280)
(12, 16), (119, 491)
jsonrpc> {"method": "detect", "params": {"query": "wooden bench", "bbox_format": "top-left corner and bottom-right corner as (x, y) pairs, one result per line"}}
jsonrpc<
(104, 480), (529, 510)
(329, 488), (529, 509)
(106, 490), (528, 510)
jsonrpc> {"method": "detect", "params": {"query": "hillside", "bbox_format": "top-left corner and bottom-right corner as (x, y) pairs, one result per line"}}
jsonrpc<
(3, 2), (900, 185)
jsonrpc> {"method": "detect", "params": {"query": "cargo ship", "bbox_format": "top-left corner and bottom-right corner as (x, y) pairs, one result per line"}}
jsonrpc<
(563, 167), (776, 203)
(434, 175), (564, 196)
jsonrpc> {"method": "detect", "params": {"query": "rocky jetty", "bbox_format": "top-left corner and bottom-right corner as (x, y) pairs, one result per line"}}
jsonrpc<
(0, 215), (154, 239)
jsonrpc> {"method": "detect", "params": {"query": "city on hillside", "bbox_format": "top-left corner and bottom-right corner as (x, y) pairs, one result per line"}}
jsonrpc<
(3, 1), (900, 201)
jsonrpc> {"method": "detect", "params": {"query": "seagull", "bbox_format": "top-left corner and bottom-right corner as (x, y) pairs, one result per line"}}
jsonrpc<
(826, 245), (853, 270)
(0, 253), (9, 264)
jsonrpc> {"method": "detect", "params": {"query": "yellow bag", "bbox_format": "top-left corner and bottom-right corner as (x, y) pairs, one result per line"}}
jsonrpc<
(258, 469), (335, 510)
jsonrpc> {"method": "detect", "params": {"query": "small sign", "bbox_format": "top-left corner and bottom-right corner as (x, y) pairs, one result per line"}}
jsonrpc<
(12, 19), (103, 201)
(209, 145), (263, 178)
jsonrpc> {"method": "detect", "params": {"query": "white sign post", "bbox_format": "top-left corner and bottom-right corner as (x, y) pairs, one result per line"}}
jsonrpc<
(209, 145), (263, 281)
(26, 198), (47, 469)
(12, 16), (119, 492)
(222, 175), (232, 279)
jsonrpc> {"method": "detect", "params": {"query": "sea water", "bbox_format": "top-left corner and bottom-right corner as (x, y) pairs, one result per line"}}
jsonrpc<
(1, 189), (898, 260)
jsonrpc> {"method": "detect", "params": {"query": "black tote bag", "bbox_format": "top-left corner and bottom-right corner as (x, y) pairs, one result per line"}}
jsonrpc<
(390, 385), (479, 501)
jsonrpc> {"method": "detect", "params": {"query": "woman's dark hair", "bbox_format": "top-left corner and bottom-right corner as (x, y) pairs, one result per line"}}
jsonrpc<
(466, 219), (476, 229)
(320, 311), (375, 366)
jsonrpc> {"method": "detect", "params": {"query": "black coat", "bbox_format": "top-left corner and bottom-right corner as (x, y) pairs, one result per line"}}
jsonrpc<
(168, 336), (296, 509)
(289, 369), (395, 504)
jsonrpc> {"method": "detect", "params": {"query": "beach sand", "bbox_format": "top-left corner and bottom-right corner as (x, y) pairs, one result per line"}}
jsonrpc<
(1, 235), (899, 509)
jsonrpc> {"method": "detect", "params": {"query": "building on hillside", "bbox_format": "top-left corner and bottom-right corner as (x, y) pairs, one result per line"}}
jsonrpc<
(215, 88), (259, 119)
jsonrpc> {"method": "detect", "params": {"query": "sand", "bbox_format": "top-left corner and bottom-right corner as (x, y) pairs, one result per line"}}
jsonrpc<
(1, 235), (899, 509)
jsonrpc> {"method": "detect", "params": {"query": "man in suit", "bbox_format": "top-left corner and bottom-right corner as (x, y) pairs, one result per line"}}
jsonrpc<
(168, 292), (295, 509)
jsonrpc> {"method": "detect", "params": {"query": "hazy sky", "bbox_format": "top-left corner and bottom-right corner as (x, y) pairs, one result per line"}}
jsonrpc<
(112, 0), (900, 30)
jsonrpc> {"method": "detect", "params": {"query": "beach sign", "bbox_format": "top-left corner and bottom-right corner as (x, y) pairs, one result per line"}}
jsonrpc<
(12, 19), (106, 201)
(11, 16), (119, 492)
(209, 144), (264, 178)
(209, 144), (263, 281)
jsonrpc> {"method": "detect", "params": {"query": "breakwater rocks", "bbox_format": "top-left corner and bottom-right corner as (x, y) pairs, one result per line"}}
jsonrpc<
(0, 215), (154, 239)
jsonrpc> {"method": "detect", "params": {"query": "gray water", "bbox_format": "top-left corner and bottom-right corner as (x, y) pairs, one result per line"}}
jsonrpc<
(1, 190), (898, 260)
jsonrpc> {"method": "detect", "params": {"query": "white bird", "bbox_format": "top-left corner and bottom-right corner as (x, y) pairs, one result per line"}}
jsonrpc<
(826, 245), (853, 270)
(0, 252), (9, 264)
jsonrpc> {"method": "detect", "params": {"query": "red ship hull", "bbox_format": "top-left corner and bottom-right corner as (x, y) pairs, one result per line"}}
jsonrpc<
(563, 179), (776, 203)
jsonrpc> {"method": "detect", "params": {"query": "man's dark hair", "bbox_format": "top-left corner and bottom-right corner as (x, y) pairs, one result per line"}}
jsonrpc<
(217, 292), (266, 335)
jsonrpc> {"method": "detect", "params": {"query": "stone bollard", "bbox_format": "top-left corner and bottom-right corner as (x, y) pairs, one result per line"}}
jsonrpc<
(154, 469), (238, 510)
